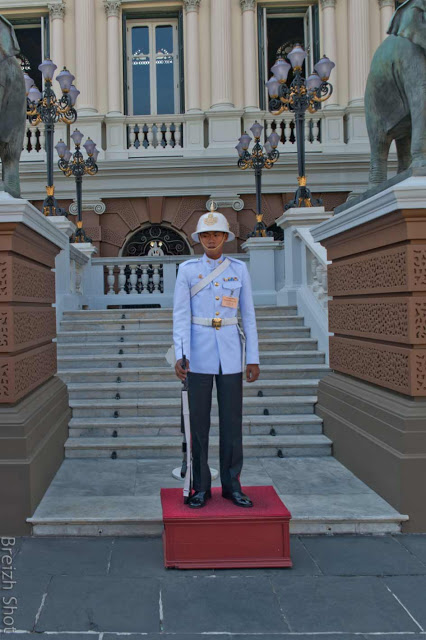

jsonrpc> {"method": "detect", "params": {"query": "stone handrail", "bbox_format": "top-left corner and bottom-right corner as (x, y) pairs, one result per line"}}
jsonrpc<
(294, 227), (329, 314)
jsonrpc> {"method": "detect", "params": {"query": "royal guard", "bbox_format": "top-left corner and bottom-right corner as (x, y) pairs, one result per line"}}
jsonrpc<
(173, 205), (260, 509)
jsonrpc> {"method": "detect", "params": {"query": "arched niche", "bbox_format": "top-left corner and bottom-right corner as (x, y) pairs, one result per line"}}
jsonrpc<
(120, 223), (193, 257)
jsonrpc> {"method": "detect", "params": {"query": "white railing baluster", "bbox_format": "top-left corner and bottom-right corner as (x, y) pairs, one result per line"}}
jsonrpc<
(141, 267), (149, 293)
(129, 124), (137, 148)
(165, 124), (172, 147)
(147, 125), (154, 149)
(129, 265), (138, 293)
(118, 266), (126, 294)
(174, 124), (182, 148)
(107, 265), (115, 294)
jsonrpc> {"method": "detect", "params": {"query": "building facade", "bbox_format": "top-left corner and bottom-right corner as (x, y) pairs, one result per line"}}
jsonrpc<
(2, 0), (398, 256)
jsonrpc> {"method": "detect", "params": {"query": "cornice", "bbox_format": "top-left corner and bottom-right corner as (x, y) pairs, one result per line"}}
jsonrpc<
(378, 0), (395, 7)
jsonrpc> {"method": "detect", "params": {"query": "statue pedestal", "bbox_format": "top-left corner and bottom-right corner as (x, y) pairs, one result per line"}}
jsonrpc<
(312, 175), (426, 532)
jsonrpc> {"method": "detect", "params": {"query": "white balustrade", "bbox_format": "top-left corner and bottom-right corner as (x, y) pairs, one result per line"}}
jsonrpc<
(127, 117), (185, 154)
(262, 112), (324, 151)
(20, 122), (46, 162)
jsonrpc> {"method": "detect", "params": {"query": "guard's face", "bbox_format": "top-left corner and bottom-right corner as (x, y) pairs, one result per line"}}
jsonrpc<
(199, 231), (228, 250)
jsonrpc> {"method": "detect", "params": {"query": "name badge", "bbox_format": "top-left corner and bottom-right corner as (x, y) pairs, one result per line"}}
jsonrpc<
(222, 296), (238, 309)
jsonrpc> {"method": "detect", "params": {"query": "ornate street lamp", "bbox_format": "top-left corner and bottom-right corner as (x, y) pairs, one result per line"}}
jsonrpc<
(236, 121), (280, 237)
(25, 59), (80, 216)
(266, 45), (335, 209)
(56, 130), (99, 243)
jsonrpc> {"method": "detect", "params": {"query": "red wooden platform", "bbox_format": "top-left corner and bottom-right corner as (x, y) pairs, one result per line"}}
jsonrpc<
(161, 485), (292, 569)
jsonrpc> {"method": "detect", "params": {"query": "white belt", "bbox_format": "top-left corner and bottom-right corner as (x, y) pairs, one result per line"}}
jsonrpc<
(192, 316), (238, 330)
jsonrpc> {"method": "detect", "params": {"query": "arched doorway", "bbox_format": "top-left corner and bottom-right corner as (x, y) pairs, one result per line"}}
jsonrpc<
(121, 224), (192, 257)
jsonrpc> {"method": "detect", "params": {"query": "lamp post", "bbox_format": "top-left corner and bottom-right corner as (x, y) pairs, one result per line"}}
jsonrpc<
(266, 45), (335, 209)
(25, 59), (80, 216)
(236, 121), (280, 237)
(56, 130), (99, 243)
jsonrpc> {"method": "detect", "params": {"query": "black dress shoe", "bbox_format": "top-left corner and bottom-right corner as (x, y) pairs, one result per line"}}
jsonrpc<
(222, 490), (253, 508)
(187, 489), (212, 509)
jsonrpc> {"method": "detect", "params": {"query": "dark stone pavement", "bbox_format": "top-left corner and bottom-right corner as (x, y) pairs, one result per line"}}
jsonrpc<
(1, 535), (426, 639)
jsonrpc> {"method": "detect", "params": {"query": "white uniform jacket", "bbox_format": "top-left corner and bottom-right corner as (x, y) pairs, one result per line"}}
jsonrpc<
(173, 253), (259, 375)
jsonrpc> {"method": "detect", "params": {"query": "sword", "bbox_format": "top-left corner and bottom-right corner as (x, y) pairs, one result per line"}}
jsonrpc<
(180, 341), (192, 503)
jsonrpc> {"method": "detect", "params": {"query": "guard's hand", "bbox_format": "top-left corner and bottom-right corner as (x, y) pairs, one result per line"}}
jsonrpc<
(175, 358), (190, 381)
(246, 364), (260, 383)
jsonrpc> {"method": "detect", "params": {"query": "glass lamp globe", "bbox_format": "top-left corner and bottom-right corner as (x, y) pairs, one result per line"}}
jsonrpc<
(239, 132), (252, 151)
(69, 85), (80, 106)
(271, 58), (291, 83)
(93, 148), (100, 162)
(306, 73), (322, 92)
(83, 137), (96, 156)
(235, 142), (244, 157)
(55, 139), (68, 158)
(23, 73), (34, 95)
(264, 141), (272, 155)
(38, 58), (57, 81)
(250, 121), (264, 139)
(288, 44), (307, 69)
(71, 129), (84, 146)
(268, 131), (280, 149)
(265, 76), (279, 98)
(314, 55), (335, 81)
(63, 149), (72, 163)
(28, 85), (42, 103)
(57, 67), (75, 93)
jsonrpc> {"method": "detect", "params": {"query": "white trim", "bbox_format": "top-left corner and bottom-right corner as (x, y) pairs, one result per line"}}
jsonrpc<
(0, 195), (68, 249)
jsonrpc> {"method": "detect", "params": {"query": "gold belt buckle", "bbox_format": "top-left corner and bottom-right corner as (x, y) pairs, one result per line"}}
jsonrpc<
(212, 317), (222, 330)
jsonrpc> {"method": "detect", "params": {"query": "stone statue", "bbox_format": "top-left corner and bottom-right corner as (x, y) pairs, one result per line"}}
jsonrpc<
(365, 0), (426, 187)
(0, 15), (26, 198)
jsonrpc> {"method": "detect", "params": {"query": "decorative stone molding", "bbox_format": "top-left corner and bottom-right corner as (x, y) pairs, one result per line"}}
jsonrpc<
(207, 197), (244, 212)
(104, 0), (121, 17)
(184, 0), (201, 13)
(69, 199), (106, 215)
(240, 0), (256, 11)
(378, 0), (395, 7)
(48, 1), (66, 19)
(320, 0), (337, 8)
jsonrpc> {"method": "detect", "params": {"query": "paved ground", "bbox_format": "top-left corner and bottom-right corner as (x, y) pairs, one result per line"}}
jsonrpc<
(1, 534), (426, 638)
(29, 457), (406, 535)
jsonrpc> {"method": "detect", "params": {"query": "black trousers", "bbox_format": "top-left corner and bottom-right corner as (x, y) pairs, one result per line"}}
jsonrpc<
(187, 368), (243, 494)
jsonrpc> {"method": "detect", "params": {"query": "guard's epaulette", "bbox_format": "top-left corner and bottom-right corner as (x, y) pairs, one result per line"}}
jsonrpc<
(179, 257), (201, 267)
(227, 256), (245, 266)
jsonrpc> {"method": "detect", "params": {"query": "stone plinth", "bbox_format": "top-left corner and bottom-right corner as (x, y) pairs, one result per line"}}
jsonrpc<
(312, 176), (426, 531)
(0, 195), (71, 535)
(241, 236), (281, 306)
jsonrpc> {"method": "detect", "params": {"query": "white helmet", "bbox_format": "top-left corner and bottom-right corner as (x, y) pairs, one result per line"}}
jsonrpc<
(191, 204), (235, 243)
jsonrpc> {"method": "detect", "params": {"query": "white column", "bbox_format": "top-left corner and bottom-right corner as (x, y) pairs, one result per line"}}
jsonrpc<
(240, 0), (258, 111)
(210, 0), (234, 110)
(348, 0), (370, 106)
(104, 0), (122, 115)
(74, 0), (97, 114)
(48, 2), (65, 76)
(184, 0), (202, 112)
(378, 0), (395, 42)
(319, 0), (338, 106)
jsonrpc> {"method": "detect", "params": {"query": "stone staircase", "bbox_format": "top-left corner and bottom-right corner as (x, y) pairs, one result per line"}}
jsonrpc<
(27, 306), (408, 535)
(57, 306), (332, 460)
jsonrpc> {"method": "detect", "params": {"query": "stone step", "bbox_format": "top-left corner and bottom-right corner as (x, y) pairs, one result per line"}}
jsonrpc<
(59, 315), (306, 332)
(62, 305), (299, 320)
(27, 457), (408, 536)
(58, 350), (325, 369)
(56, 326), (312, 343)
(64, 434), (332, 459)
(58, 363), (331, 383)
(67, 378), (321, 400)
(57, 338), (318, 356)
(68, 413), (324, 437)
(69, 395), (318, 419)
